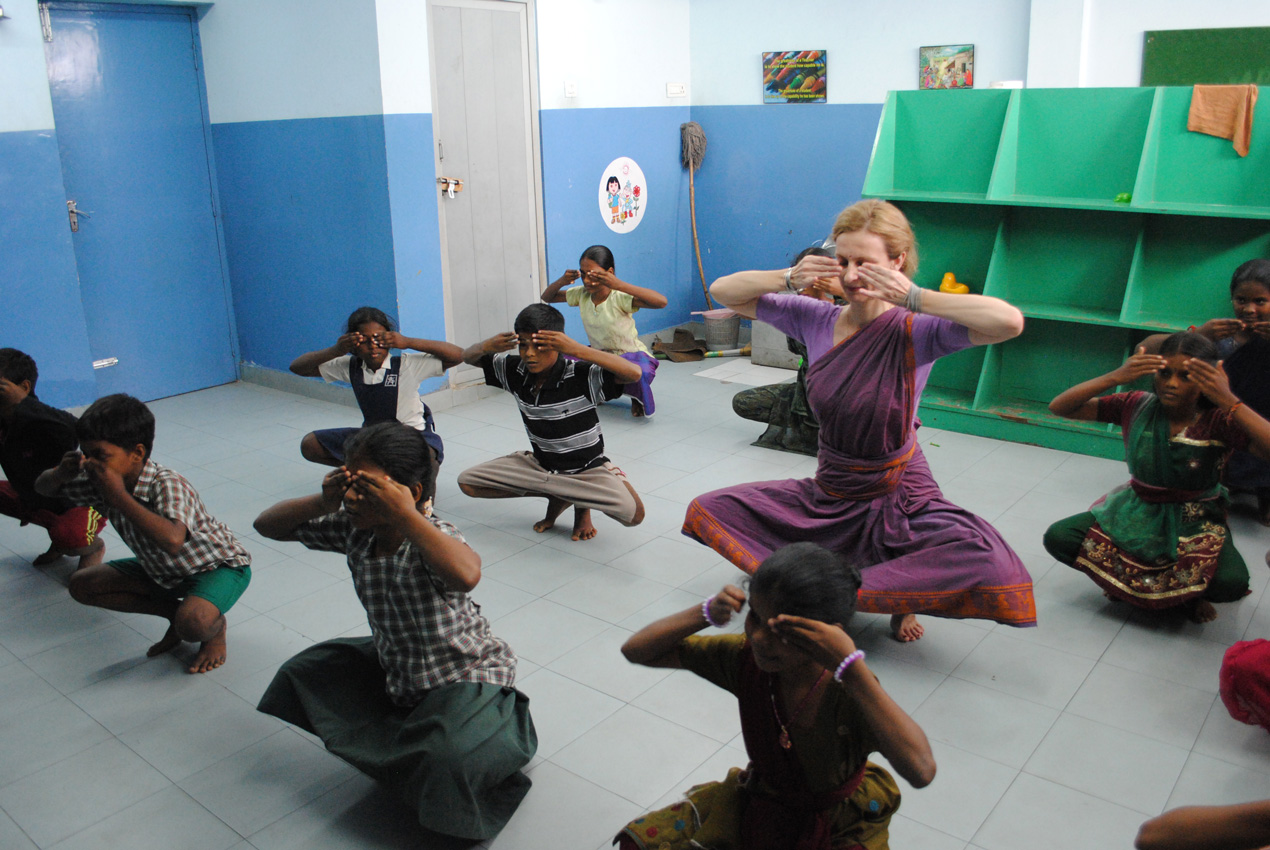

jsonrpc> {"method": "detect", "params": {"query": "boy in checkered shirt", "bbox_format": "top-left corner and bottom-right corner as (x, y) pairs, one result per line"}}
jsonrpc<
(36, 394), (251, 674)
(253, 422), (535, 841)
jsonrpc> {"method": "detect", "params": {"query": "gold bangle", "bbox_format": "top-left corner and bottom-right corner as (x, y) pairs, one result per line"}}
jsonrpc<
(1226, 402), (1243, 416)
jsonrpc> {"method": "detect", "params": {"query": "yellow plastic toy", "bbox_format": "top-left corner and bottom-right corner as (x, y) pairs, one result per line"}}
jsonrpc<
(939, 272), (970, 294)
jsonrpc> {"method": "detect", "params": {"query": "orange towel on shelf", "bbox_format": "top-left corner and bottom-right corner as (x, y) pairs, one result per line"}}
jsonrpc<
(1187, 84), (1258, 157)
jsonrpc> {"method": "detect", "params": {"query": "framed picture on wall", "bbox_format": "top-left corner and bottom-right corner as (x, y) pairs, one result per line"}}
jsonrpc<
(919, 44), (974, 89)
(762, 51), (827, 103)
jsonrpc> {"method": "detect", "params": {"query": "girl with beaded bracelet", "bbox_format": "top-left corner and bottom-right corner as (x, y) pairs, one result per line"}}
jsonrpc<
(1044, 331), (1270, 623)
(617, 542), (935, 850)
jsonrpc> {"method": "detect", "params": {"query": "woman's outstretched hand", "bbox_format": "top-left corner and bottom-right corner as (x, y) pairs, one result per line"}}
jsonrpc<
(855, 263), (913, 305)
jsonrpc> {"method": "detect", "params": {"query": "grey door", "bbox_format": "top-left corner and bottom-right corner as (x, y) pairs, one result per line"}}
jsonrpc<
(429, 0), (544, 384)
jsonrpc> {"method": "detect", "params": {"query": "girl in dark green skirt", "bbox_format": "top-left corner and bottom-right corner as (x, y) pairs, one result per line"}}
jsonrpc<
(1044, 332), (1270, 623)
(253, 423), (536, 841)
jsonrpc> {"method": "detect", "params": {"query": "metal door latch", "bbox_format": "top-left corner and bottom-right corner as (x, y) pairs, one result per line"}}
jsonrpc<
(437, 177), (464, 199)
(66, 199), (90, 232)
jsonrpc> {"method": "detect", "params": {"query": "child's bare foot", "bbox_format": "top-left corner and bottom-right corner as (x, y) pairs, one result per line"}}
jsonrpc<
(534, 497), (571, 533)
(32, 547), (64, 566)
(147, 624), (182, 658)
(572, 507), (597, 541)
(890, 613), (924, 642)
(631, 399), (645, 417)
(1188, 600), (1218, 624)
(189, 631), (227, 674)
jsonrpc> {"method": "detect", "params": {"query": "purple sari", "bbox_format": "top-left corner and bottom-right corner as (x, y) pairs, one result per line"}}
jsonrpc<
(684, 296), (1036, 626)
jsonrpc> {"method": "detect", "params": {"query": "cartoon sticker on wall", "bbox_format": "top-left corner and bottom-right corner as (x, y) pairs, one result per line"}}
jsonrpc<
(598, 157), (646, 233)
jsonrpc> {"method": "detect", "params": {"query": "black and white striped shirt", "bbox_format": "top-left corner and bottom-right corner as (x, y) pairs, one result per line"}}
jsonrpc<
(482, 352), (623, 473)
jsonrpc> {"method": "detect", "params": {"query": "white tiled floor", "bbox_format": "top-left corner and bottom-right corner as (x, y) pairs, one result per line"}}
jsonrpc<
(2, 359), (1270, 849)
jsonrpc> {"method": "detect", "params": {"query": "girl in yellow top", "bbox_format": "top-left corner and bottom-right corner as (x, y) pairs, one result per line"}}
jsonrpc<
(542, 245), (667, 417)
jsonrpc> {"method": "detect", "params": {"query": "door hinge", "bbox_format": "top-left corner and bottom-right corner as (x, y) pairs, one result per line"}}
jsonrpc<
(38, 3), (52, 41)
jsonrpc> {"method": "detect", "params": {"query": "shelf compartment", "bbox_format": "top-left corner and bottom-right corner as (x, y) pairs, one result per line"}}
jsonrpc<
(973, 320), (1141, 414)
(925, 346), (987, 409)
(982, 207), (1139, 320)
(988, 88), (1155, 208)
(1122, 215), (1270, 329)
(1133, 86), (1270, 219)
(864, 89), (1012, 199)
(897, 201), (1003, 293)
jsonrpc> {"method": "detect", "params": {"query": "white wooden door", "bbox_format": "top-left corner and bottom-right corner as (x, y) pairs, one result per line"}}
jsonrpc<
(428, 0), (545, 385)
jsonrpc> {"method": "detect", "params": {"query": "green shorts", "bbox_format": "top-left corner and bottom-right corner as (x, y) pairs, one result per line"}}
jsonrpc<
(107, 558), (251, 614)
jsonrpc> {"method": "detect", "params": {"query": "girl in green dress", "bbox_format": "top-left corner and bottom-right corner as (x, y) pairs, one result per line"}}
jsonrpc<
(616, 542), (935, 850)
(1043, 331), (1270, 622)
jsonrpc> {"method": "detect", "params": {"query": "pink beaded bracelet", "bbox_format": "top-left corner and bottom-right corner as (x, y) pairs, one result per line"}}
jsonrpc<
(701, 596), (725, 628)
(833, 650), (866, 682)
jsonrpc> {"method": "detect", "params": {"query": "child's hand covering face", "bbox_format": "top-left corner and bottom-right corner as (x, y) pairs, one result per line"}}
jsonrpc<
(321, 467), (351, 511)
(346, 470), (418, 522)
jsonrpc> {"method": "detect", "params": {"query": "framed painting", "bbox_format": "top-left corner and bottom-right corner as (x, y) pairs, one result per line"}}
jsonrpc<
(919, 44), (974, 89)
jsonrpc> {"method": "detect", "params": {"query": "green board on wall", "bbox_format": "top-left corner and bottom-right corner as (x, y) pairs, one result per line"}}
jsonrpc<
(1142, 26), (1270, 86)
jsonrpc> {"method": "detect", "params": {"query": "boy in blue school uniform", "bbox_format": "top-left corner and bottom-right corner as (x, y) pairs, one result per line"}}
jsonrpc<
(457, 304), (645, 541)
(36, 394), (251, 674)
(0, 348), (107, 568)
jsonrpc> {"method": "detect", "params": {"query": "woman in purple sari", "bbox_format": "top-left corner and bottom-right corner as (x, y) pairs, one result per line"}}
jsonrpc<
(684, 200), (1036, 641)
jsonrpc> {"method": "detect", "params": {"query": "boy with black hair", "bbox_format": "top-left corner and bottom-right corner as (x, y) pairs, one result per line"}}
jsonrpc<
(0, 348), (106, 569)
(458, 303), (645, 541)
(36, 394), (251, 673)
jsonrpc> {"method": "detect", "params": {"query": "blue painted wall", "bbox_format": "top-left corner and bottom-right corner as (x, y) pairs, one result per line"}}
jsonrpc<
(0, 130), (97, 408)
(539, 106), (701, 343)
(384, 112), (447, 394)
(212, 116), (400, 375)
(689, 104), (883, 279)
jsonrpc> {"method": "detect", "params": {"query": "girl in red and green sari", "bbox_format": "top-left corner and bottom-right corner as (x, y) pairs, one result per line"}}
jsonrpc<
(616, 542), (935, 850)
(1044, 331), (1270, 623)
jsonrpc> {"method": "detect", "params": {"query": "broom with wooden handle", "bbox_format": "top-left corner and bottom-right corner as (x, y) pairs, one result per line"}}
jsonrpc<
(680, 121), (713, 309)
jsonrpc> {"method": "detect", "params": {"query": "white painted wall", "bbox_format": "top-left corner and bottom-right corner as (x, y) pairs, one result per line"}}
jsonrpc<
(199, 0), (384, 124)
(1027, 0), (1091, 88)
(688, 0), (1031, 106)
(535, 0), (691, 109)
(0, 4), (57, 132)
(376, 0), (431, 115)
(1080, 0), (1270, 87)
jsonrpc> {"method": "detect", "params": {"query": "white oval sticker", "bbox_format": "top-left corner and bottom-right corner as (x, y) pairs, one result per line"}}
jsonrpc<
(598, 157), (646, 233)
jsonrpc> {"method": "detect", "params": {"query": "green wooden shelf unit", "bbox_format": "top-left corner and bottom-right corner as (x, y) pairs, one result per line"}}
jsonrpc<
(863, 86), (1270, 460)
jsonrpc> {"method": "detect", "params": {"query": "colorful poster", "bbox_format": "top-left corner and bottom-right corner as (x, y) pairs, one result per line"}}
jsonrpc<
(919, 44), (975, 89)
(598, 157), (646, 233)
(762, 51), (827, 104)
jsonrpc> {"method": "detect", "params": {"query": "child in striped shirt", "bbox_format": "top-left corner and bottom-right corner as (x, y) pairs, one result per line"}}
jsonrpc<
(457, 303), (645, 541)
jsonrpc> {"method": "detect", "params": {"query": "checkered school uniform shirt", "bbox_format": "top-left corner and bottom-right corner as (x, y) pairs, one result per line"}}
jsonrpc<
(294, 510), (517, 706)
(62, 458), (250, 589)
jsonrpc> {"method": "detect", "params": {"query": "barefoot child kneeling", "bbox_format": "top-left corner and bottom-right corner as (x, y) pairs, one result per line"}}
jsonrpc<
(253, 423), (536, 841)
(457, 303), (645, 541)
(617, 542), (935, 850)
(35, 394), (250, 673)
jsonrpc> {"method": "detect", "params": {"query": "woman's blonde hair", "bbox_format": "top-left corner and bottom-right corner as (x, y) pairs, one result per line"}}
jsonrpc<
(831, 199), (918, 276)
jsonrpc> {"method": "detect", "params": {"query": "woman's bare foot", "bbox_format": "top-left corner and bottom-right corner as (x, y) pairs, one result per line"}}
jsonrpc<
(1188, 600), (1218, 624)
(890, 613), (924, 642)
(572, 507), (597, 541)
(533, 496), (572, 533)
(631, 398), (645, 418)
(147, 623), (182, 658)
(189, 630), (227, 674)
(32, 547), (64, 566)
